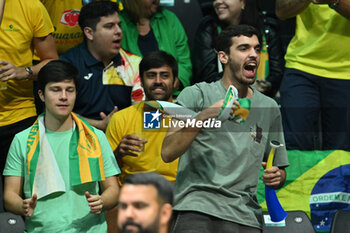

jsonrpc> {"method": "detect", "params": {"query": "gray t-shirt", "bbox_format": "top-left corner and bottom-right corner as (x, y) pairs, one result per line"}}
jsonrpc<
(174, 80), (289, 229)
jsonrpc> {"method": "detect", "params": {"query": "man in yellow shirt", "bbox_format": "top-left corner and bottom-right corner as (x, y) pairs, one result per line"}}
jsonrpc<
(276, 0), (350, 150)
(106, 51), (179, 183)
(105, 50), (179, 233)
(0, 0), (58, 176)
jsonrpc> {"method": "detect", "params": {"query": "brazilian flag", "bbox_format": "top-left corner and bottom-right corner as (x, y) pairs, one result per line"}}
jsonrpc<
(257, 150), (350, 233)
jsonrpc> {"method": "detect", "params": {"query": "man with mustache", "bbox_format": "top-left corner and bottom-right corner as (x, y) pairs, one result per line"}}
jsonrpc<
(162, 25), (289, 233)
(106, 51), (179, 184)
(105, 51), (178, 232)
(60, 1), (143, 132)
(117, 172), (173, 233)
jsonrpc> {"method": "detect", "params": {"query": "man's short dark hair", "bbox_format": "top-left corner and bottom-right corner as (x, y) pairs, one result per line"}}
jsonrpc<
(215, 25), (262, 55)
(79, 1), (119, 31)
(123, 172), (173, 205)
(139, 51), (178, 83)
(37, 60), (79, 93)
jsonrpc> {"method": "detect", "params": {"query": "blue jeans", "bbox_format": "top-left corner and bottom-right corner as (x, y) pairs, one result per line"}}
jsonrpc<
(280, 68), (350, 150)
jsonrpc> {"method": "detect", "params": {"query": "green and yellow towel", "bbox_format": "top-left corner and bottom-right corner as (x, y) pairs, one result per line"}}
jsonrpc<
(26, 113), (105, 199)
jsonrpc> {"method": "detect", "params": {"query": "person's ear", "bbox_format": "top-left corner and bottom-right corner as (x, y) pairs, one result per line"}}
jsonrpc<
(218, 51), (229, 65)
(173, 77), (179, 91)
(159, 203), (172, 227)
(38, 90), (45, 103)
(140, 74), (145, 88)
(84, 27), (94, 41)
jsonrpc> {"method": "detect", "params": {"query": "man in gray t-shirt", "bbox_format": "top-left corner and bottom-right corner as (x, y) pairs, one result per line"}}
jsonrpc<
(161, 25), (289, 233)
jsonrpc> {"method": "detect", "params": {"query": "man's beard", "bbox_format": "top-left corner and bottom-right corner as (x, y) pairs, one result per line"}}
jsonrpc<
(119, 217), (160, 233)
(229, 57), (256, 86)
(144, 83), (172, 101)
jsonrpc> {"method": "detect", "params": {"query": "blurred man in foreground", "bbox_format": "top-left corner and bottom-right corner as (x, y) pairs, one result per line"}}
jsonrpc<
(117, 172), (173, 233)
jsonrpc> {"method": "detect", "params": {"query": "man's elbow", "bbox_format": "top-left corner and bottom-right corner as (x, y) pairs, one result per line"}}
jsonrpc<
(4, 192), (17, 214)
(4, 200), (12, 213)
(161, 143), (175, 163)
(275, 9), (288, 21)
(161, 137), (173, 163)
(161, 150), (173, 163)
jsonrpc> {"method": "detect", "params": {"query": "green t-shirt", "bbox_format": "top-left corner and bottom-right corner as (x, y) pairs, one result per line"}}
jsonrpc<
(174, 80), (289, 229)
(285, 4), (350, 80)
(4, 126), (120, 233)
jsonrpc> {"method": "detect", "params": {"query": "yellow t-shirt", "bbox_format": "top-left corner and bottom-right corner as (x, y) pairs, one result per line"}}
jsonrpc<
(40, 0), (84, 55)
(285, 4), (350, 80)
(106, 101), (178, 183)
(0, 0), (54, 127)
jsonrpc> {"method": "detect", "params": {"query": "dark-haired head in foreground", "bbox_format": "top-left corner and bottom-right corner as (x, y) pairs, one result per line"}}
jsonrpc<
(118, 172), (173, 233)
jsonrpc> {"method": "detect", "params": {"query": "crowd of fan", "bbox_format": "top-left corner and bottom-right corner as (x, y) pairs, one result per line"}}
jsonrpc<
(0, 0), (349, 232)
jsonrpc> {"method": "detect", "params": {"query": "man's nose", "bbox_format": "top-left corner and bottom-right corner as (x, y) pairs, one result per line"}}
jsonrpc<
(249, 48), (259, 58)
(116, 25), (122, 35)
(124, 206), (135, 218)
(155, 75), (162, 83)
(60, 91), (68, 99)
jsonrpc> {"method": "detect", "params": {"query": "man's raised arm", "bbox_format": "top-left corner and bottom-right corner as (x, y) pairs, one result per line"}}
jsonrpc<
(275, 0), (310, 20)
(161, 100), (225, 163)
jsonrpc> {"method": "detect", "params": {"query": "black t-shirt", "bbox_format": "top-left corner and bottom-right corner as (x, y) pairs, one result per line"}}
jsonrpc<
(138, 29), (159, 57)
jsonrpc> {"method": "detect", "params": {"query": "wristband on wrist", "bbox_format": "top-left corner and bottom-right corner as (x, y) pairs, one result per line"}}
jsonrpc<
(24, 67), (33, 80)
